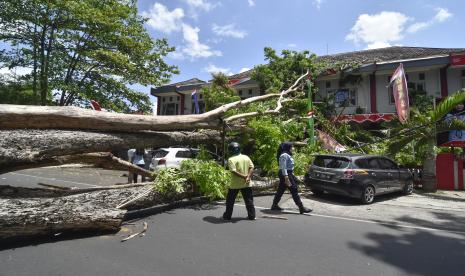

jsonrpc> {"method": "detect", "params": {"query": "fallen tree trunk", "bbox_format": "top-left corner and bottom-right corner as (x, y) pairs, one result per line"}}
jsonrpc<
(0, 152), (153, 178)
(0, 129), (221, 174)
(0, 185), (184, 240)
(0, 179), (276, 240)
(0, 74), (306, 132)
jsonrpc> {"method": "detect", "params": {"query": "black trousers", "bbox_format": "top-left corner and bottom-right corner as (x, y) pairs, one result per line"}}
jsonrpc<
(272, 170), (303, 207)
(133, 164), (146, 183)
(223, 187), (255, 220)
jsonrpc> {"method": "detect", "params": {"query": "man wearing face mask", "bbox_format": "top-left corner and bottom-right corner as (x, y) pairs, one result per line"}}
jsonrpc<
(271, 142), (312, 214)
(223, 142), (256, 220)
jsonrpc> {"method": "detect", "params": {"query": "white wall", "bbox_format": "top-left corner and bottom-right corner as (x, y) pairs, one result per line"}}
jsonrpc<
(448, 67), (465, 95)
(316, 76), (370, 114)
(375, 74), (395, 113)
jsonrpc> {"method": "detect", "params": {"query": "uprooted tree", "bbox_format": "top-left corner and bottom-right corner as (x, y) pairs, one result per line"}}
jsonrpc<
(0, 66), (316, 240)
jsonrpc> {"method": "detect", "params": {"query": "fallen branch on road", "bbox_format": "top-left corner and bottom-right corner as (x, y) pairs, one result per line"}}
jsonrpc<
(121, 222), (148, 242)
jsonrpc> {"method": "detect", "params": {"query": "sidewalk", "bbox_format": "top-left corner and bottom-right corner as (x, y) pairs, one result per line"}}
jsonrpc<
(416, 189), (465, 202)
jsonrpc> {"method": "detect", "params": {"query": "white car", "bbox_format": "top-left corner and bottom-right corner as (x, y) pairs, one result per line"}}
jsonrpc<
(149, 148), (200, 171)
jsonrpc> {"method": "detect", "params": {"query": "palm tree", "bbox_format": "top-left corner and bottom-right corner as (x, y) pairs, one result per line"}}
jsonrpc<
(387, 90), (465, 191)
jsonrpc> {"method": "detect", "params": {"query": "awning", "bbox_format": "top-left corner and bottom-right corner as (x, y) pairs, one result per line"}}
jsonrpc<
(439, 141), (465, 148)
(334, 113), (396, 123)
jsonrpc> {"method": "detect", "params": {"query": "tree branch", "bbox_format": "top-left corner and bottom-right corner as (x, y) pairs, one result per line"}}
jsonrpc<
(0, 71), (310, 132)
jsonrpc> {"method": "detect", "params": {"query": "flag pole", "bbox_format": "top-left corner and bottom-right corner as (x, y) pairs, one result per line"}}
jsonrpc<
(307, 76), (315, 146)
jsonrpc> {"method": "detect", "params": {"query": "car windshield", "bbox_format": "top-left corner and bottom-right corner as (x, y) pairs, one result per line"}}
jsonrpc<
(313, 156), (350, 169)
(152, 150), (169, 158)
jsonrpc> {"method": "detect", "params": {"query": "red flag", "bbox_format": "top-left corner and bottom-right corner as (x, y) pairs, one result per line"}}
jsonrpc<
(389, 63), (409, 123)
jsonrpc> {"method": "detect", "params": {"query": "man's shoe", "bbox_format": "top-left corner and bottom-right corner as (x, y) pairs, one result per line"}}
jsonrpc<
(271, 204), (283, 211)
(299, 206), (312, 214)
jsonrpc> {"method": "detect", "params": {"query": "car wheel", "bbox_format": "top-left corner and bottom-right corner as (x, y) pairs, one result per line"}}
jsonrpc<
(403, 180), (414, 195)
(311, 189), (324, 196)
(361, 185), (375, 204)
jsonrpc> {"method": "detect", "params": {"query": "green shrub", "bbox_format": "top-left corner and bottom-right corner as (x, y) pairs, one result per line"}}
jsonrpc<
(181, 159), (231, 200)
(153, 168), (186, 197)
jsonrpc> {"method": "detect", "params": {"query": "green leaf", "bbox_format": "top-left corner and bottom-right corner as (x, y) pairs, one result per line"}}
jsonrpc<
(432, 90), (465, 121)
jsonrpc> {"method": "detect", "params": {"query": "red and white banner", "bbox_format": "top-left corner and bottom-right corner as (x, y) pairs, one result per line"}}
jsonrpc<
(228, 77), (250, 86)
(450, 53), (465, 66)
(389, 63), (409, 124)
(334, 113), (395, 123)
(316, 129), (346, 153)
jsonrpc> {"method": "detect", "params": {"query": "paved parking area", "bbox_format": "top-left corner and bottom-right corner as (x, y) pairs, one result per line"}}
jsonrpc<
(1, 167), (465, 275)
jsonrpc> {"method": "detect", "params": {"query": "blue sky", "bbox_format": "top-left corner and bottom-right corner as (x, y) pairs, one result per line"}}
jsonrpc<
(2, 0), (464, 111)
(137, 0), (464, 88)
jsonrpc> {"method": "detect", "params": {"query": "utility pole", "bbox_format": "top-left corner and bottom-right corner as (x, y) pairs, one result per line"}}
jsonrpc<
(307, 76), (315, 146)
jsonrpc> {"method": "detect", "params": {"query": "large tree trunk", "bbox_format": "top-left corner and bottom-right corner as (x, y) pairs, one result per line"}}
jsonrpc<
(0, 129), (221, 174)
(0, 179), (276, 240)
(0, 76), (305, 132)
(0, 184), (187, 240)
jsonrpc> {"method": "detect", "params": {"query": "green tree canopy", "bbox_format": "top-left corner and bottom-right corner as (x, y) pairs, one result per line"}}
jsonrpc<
(0, 0), (178, 112)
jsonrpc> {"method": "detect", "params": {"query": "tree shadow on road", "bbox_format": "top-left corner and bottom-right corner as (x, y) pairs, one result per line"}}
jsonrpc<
(300, 190), (404, 206)
(0, 229), (119, 251)
(347, 211), (465, 275)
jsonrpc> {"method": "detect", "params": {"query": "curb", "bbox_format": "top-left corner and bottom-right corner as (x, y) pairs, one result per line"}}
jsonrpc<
(123, 197), (209, 221)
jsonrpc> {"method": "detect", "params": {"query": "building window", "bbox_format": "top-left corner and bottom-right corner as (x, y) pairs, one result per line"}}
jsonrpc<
(248, 89), (253, 95)
(238, 90), (243, 96)
(419, 72), (425, 80)
(162, 103), (178, 115)
(326, 81), (331, 88)
(169, 97), (173, 102)
(388, 87), (395, 105)
(162, 97), (166, 102)
(327, 89), (357, 107)
(177, 96), (180, 101)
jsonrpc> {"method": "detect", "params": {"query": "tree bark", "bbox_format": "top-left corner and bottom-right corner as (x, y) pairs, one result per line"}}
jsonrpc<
(0, 71), (308, 132)
(0, 185), (176, 240)
(0, 129), (221, 174)
(1, 152), (153, 178)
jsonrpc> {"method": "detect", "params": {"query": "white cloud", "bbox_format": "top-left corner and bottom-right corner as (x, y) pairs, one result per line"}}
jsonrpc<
(346, 11), (410, 48)
(204, 64), (233, 75)
(185, 0), (215, 12)
(248, 0), (255, 7)
(174, 24), (222, 59)
(212, 24), (247, 39)
(407, 22), (429, 33)
(434, 8), (452, 22)
(407, 7), (453, 33)
(366, 41), (392, 50)
(0, 66), (32, 76)
(239, 67), (251, 73)
(142, 3), (184, 34)
(287, 43), (297, 48)
(314, 0), (324, 9)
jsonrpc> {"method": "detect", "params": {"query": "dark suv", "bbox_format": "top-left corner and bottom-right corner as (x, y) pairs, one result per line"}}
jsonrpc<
(304, 154), (413, 204)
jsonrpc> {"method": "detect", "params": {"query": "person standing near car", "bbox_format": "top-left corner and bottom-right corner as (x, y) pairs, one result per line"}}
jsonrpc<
(271, 142), (312, 214)
(130, 148), (146, 183)
(223, 142), (256, 221)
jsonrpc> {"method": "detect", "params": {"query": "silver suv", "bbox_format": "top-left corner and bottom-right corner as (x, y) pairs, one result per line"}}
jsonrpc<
(304, 154), (413, 204)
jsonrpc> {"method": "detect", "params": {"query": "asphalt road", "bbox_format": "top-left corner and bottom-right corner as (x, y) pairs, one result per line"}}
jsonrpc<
(1, 167), (465, 276)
